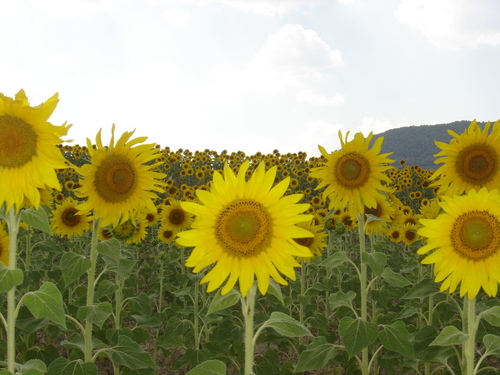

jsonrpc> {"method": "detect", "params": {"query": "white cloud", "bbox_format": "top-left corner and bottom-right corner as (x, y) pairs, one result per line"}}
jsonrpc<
(295, 89), (345, 105)
(296, 120), (347, 155)
(395, 0), (500, 49)
(163, 8), (191, 28)
(358, 116), (411, 137)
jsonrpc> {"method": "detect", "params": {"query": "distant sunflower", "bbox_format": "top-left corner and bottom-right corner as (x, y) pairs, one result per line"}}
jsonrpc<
(158, 226), (177, 244)
(418, 188), (500, 299)
(50, 197), (91, 238)
(294, 221), (327, 262)
(431, 120), (500, 195)
(176, 161), (313, 297)
(310, 130), (394, 214)
(159, 200), (194, 232)
(0, 89), (71, 212)
(363, 195), (395, 235)
(74, 125), (166, 228)
(0, 230), (9, 266)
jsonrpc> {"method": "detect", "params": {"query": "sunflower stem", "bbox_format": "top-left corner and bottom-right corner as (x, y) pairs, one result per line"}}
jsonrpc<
(464, 297), (476, 375)
(193, 280), (200, 349)
(6, 206), (20, 374)
(356, 212), (369, 375)
(242, 284), (257, 375)
(85, 218), (100, 363)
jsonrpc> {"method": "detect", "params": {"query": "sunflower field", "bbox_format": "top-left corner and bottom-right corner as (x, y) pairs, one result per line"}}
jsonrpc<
(2, 90), (500, 375)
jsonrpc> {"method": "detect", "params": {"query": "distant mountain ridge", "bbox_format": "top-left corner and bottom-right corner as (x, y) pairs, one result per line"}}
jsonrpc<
(372, 120), (487, 170)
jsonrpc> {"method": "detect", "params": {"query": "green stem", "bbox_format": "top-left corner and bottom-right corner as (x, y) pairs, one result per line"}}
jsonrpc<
(356, 213), (369, 375)
(25, 225), (31, 271)
(114, 274), (124, 330)
(242, 284), (257, 375)
(464, 297), (476, 375)
(6, 206), (20, 374)
(85, 218), (100, 363)
(193, 281), (200, 349)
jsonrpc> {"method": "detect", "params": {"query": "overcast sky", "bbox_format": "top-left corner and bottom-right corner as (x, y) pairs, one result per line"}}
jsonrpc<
(2, 0), (500, 156)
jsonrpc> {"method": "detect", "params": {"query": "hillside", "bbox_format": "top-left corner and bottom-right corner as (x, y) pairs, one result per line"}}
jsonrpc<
(373, 120), (486, 170)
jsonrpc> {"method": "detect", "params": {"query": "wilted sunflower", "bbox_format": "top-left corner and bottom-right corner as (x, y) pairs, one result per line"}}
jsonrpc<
(50, 198), (91, 238)
(176, 161), (313, 297)
(0, 89), (71, 212)
(0, 230), (9, 266)
(310, 130), (393, 214)
(75, 125), (165, 228)
(418, 188), (500, 299)
(431, 120), (500, 195)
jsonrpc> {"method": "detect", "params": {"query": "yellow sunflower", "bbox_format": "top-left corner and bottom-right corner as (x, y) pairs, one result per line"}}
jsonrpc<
(159, 199), (194, 232)
(0, 229), (9, 266)
(310, 130), (394, 214)
(417, 188), (500, 299)
(50, 197), (91, 238)
(158, 226), (178, 244)
(0, 89), (71, 212)
(74, 125), (166, 228)
(176, 160), (313, 297)
(431, 120), (500, 195)
(363, 195), (395, 235)
(294, 221), (328, 262)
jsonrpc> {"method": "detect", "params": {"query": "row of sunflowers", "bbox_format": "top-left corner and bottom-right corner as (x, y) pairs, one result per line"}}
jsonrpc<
(1, 89), (500, 375)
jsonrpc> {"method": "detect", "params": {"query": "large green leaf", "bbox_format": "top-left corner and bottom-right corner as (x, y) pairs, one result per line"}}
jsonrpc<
(20, 207), (52, 234)
(24, 282), (66, 328)
(338, 316), (378, 359)
(108, 335), (155, 370)
(380, 267), (411, 287)
(480, 306), (500, 327)
(319, 251), (350, 270)
(60, 252), (91, 287)
(77, 302), (113, 329)
(483, 334), (500, 356)
(127, 294), (152, 316)
(185, 360), (227, 375)
(328, 290), (356, 312)
(379, 321), (415, 359)
(207, 289), (240, 315)
(266, 278), (284, 304)
(362, 252), (387, 277)
(260, 312), (312, 338)
(0, 264), (23, 293)
(401, 278), (440, 299)
(47, 357), (97, 375)
(429, 326), (467, 347)
(294, 336), (337, 372)
(97, 238), (121, 260)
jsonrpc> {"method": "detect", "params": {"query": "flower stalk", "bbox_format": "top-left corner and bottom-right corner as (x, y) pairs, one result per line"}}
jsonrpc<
(242, 284), (257, 375)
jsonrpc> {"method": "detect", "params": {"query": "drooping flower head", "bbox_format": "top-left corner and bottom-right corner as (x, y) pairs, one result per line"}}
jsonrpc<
(418, 188), (500, 299)
(310, 130), (394, 214)
(0, 89), (71, 212)
(431, 120), (500, 196)
(75, 125), (166, 228)
(176, 160), (313, 297)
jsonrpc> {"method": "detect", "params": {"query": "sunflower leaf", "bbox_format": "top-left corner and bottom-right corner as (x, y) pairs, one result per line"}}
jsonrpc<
(260, 312), (312, 339)
(0, 264), (24, 293)
(20, 206), (52, 235)
(185, 360), (227, 375)
(47, 357), (97, 375)
(24, 282), (66, 328)
(77, 302), (113, 329)
(401, 278), (440, 299)
(362, 252), (387, 277)
(267, 278), (284, 304)
(379, 321), (415, 359)
(380, 267), (411, 287)
(60, 252), (91, 287)
(483, 334), (500, 356)
(294, 336), (337, 372)
(480, 306), (500, 327)
(319, 251), (350, 270)
(97, 238), (121, 260)
(108, 335), (155, 370)
(338, 316), (378, 359)
(207, 289), (240, 315)
(429, 326), (467, 346)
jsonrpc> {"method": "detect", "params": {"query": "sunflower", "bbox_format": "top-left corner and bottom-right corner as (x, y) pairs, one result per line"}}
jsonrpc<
(431, 120), (500, 195)
(0, 89), (71, 212)
(74, 125), (166, 228)
(363, 195), (395, 235)
(176, 160), (313, 297)
(417, 188), (500, 299)
(0, 229), (9, 266)
(310, 130), (394, 214)
(293, 221), (328, 262)
(50, 197), (91, 238)
(159, 199), (194, 232)
(158, 226), (178, 244)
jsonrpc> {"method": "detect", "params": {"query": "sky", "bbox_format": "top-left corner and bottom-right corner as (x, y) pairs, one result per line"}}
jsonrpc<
(1, 0), (500, 157)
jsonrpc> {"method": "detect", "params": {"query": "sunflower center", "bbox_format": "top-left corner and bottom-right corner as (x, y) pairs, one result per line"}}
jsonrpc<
(94, 154), (137, 202)
(61, 208), (81, 227)
(216, 199), (272, 256)
(335, 152), (370, 188)
(169, 209), (185, 225)
(0, 115), (38, 168)
(456, 144), (497, 184)
(451, 211), (500, 260)
(294, 237), (314, 248)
